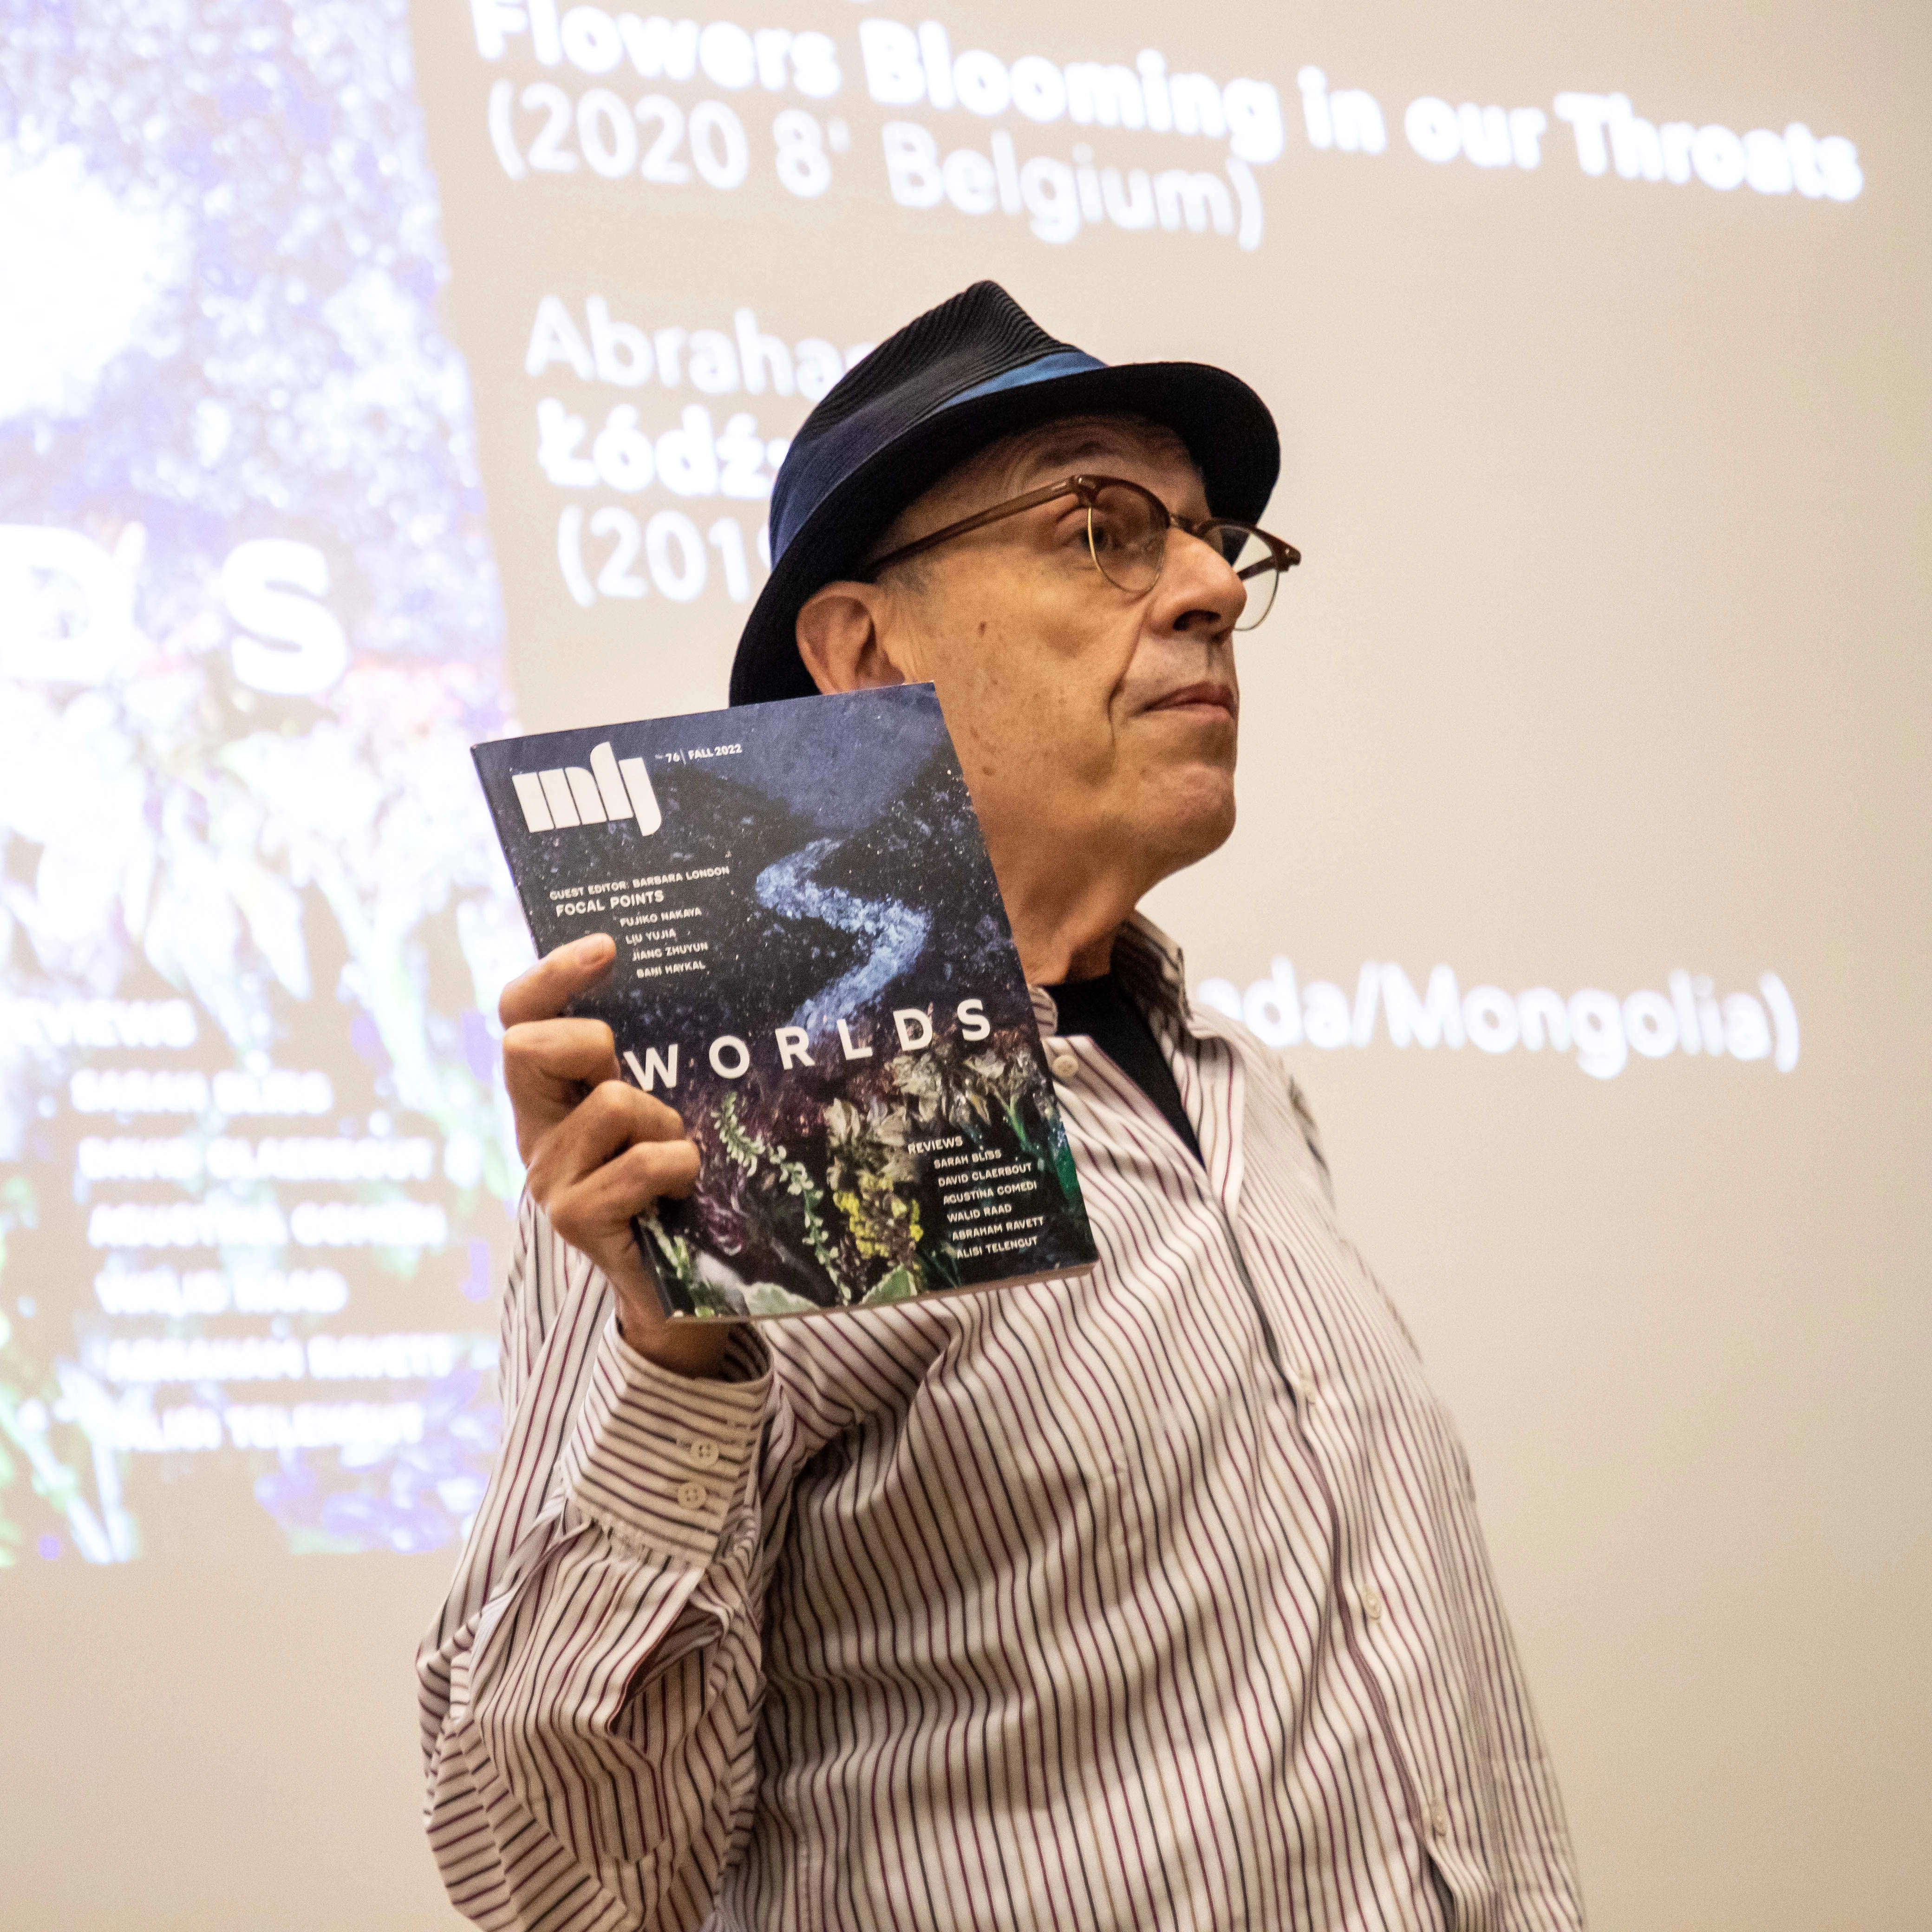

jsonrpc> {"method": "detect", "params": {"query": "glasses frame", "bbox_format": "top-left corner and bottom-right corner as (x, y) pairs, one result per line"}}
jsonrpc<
(860, 473), (1301, 631)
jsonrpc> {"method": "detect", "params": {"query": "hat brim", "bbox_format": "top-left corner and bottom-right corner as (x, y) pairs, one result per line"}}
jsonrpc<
(728, 359), (1280, 707)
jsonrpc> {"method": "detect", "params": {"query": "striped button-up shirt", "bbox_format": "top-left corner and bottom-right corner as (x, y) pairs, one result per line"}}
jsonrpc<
(419, 916), (1585, 1932)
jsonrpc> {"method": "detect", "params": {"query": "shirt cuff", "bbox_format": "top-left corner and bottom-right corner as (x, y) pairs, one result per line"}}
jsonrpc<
(560, 1314), (770, 1566)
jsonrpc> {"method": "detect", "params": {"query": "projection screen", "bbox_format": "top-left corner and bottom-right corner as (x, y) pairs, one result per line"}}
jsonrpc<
(2, 0), (1926, 1926)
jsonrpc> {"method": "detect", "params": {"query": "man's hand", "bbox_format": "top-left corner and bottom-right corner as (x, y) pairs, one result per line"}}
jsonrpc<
(501, 933), (730, 1377)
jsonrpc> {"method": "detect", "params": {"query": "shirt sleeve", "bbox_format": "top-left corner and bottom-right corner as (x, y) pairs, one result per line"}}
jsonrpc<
(418, 1193), (777, 1931)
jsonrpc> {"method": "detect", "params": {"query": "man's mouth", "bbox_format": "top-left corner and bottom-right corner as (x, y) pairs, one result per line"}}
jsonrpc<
(1146, 682), (1237, 718)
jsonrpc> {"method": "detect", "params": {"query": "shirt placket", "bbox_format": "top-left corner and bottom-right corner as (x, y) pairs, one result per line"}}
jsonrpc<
(1186, 1020), (1488, 1925)
(1048, 938), (1502, 1926)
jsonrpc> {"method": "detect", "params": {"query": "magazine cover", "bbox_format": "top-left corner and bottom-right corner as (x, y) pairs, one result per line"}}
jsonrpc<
(473, 685), (1098, 1319)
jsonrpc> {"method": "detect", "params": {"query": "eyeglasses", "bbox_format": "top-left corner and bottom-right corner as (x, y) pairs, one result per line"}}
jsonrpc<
(862, 473), (1300, 631)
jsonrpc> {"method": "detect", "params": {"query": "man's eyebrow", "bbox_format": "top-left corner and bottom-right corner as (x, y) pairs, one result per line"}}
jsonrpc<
(1000, 427), (1201, 495)
(1009, 436), (1138, 479)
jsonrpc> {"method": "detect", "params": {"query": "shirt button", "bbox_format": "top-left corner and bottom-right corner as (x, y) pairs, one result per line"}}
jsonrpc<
(1360, 1583), (1384, 1621)
(687, 1439), (720, 1468)
(676, 1481), (707, 1510)
(1296, 1370), (1318, 1403)
(1050, 1051), (1078, 1079)
(1429, 1801), (1451, 1839)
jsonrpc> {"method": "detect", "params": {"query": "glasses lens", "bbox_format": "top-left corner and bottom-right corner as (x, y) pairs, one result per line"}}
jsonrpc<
(1209, 523), (1252, 568)
(1085, 483), (1166, 594)
(1199, 521), (1282, 630)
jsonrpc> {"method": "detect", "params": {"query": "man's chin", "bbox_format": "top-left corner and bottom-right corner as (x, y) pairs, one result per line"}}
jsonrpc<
(1135, 769), (1237, 872)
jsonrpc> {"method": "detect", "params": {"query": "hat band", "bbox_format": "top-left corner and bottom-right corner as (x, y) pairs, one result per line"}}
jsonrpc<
(771, 348), (1110, 562)
(942, 347), (1107, 410)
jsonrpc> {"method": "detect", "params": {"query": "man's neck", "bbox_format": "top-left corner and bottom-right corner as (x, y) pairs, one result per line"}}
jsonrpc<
(999, 858), (1142, 986)
(1028, 928), (1116, 986)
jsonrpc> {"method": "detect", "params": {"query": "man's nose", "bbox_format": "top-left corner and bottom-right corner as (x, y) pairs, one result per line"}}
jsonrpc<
(1158, 529), (1247, 635)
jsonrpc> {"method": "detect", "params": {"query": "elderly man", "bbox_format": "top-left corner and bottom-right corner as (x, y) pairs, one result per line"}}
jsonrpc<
(420, 283), (1585, 1932)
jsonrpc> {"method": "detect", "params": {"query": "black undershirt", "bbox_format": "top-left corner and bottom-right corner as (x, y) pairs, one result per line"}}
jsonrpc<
(1042, 970), (1203, 1166)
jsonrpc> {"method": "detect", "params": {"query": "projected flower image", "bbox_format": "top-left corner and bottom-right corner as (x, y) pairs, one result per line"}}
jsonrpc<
(0, 0), (524, 1560)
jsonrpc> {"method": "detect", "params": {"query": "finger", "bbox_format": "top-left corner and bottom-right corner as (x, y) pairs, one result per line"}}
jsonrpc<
(573, 1136), (702, 1225)
(528, 1080), (689, 1192)
(502, 1019), (622, 1157)
(546, 1138), (701, 1251)
(503, 1016), (621, 1105)
(499, 933), (617, 1029)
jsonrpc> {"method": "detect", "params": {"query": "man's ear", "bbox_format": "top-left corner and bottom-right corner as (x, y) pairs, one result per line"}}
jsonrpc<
(795, 581), (911, 695)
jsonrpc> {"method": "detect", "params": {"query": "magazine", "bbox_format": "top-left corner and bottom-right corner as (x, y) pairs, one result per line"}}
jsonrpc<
(473, 685), (1098, 1320)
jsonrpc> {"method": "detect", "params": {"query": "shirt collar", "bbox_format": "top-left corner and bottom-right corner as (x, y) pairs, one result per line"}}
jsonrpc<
(1028, 911), (1192, 1038)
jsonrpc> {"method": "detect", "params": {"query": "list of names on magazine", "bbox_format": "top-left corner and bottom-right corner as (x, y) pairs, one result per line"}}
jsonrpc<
(547, 863), (733, 982)
(928, 1136), (1046, 1259)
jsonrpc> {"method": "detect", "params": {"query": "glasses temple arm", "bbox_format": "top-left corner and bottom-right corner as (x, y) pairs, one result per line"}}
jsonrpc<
(860, 478), (1102, 580)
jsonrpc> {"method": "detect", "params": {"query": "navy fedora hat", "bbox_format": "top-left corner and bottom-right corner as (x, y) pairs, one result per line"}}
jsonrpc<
(728, 281), (1279, 707)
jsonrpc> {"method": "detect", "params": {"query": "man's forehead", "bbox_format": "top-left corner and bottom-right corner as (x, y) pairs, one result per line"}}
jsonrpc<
(881, 411), (1206, 553)
(991, 413), (1198, 487)
(898, 415), (1202, 534)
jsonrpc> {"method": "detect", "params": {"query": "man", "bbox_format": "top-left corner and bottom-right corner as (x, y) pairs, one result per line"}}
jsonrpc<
(419, 282), (1585, 1931)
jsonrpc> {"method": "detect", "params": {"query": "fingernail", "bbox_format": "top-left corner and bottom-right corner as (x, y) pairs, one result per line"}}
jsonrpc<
(574, 933), (611, 958)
